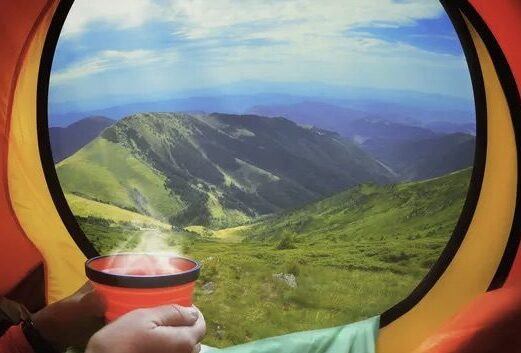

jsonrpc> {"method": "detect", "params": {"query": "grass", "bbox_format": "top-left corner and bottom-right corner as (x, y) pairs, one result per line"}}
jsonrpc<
(242, 168), (472, 244)
(65, 193), (171, 229)
(79, 218), (427, 348)
(75, 168), (472, 348)
(187, 238), (433, 347)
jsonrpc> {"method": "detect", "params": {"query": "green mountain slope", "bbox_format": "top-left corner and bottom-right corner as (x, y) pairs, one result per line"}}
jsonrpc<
(65, 193), (171, 229)
(58, 112), (393, 228)
(57, 138), (184, 219)
(78, 168), (472, 347)
(240, 167), (472, 245)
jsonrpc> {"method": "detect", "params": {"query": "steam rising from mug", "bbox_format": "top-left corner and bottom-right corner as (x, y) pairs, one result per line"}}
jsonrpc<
(105, 228), (184, 275)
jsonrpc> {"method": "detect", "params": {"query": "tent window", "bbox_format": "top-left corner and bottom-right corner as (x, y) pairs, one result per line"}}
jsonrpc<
(48, 0), (475, 347)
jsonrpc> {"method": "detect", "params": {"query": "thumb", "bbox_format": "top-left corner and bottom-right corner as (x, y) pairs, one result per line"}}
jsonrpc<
(145, 305), (199, 327)
(80, 283), (106, 317)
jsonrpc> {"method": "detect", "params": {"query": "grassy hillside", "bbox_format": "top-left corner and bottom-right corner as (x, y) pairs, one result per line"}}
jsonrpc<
(65, 193), (170, 229)
(78, 168), (471, 347)
(241, 168), (472, 245)
(58, 112), (393, 228)
(57, 138), (184, 220)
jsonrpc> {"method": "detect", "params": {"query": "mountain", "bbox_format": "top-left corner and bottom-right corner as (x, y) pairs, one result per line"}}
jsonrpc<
(248, 102), (468, 143)
(56, 112), (393, 228)
(341, 118), (437, 144)
(240, 167), (472, 244)
(248, 101), (367, 133)
(247, 100), (474, 134)
(247, 102), (475, 180)
(50, 94), (307, 127)
(49, 80), (474, 127)
(50, 80), (474, 124)
(424, 121), (476, 135)
(49, 116), (114, 162)
(365, 133), (475, 181)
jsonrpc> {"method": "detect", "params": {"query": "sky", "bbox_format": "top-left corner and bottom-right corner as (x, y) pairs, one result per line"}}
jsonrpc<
(49, 0), (473, 112)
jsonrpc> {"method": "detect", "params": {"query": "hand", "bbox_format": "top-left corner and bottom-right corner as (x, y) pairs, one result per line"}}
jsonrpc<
(32, 282), (105, 350)
(86, 305), (206, 353)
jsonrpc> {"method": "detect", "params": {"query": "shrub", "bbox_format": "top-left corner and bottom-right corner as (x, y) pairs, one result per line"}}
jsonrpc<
(276, 233), (296, 250)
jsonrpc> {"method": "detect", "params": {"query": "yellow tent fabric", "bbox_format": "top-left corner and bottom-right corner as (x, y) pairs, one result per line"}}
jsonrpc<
(7, 0), (87, 304)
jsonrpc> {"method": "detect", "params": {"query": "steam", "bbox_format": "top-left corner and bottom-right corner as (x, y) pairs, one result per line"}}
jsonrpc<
(104, 227), (186, 276)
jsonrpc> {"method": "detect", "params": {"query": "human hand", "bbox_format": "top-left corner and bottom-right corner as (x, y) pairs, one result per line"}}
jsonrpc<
(86, 305), (206, 353)
(31, 282), (105, 350)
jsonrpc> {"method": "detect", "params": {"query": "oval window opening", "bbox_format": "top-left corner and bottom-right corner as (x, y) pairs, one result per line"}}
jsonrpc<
(48, 0), (476, 347)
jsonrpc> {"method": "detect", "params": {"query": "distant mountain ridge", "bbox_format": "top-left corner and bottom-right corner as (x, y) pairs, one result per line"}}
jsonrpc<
(50, 82), (474, 128)
(49, 116), (114, 162)
(247, 102), (475, 180)
(365, 133), (475, 181)
(57, 112), (393, 228)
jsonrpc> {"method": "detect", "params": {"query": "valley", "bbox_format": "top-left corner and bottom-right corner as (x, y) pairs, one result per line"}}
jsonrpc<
(57, 112), (393, 228)
(52, 111), (474, 347)
(73, 168), (471, 347)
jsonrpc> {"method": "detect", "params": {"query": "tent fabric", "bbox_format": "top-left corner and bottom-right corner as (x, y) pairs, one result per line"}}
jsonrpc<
(467, 0), (521, 287)
(7, 0), (88, 304)
(414, 283), (521, 353)
(377, 7), (518, 353)
(0, 0), (47, 298)
(0, 1), (521, 352)
(211, 317), (379, 353)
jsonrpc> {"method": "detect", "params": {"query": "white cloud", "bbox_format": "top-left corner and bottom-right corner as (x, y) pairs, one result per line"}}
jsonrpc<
(51, 49), (177, 84)
(165, 0), (443, 40)
(53, 1), (470, 99)
(61, 0), (164, 37)
(62, 0), (444, 39)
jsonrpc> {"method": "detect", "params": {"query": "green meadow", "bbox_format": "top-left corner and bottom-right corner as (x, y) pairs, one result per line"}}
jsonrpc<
(75, 168), (471, 347)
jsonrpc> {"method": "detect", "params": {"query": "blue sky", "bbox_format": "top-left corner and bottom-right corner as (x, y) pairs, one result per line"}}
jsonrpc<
(50, 0), (473, 113)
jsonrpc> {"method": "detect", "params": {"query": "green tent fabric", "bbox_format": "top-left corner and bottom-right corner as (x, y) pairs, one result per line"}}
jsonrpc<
(205, 316), (379, 353)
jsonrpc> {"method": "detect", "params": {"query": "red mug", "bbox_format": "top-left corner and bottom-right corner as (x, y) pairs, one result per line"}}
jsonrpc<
(85, 253), (200, 321)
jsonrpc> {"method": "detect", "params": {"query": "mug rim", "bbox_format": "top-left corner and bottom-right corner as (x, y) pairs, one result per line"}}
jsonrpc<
(85, 253), (200, 288)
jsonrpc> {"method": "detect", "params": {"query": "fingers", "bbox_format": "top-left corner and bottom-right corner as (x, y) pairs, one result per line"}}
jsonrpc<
(163, 310), (206, 342)
(144, 304), (199, 328)
(152, 309), (206, 353)
(186, 309), (206, 342)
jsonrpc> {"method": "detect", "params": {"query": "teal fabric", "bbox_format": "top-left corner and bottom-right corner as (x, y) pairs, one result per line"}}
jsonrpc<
(207, 316), (379, 353)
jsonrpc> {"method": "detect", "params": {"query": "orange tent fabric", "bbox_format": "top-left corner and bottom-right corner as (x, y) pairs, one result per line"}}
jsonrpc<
(415, 284), (521, 353)
(0, 0), (51, 298)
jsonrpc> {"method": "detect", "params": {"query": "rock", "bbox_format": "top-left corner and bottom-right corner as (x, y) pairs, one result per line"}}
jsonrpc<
(216, 325), (225, 340)
(202, 281), (216, 294)
(272, 273), (297, 288)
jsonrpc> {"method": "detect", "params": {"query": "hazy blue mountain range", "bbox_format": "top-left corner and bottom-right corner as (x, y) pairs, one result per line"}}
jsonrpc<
(424, 121), (476, 135)
(245, 101), (475, 179)
(49, 81), (474, 128)
(248, 101), (475, 135)
(365, 132), (475, 180)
